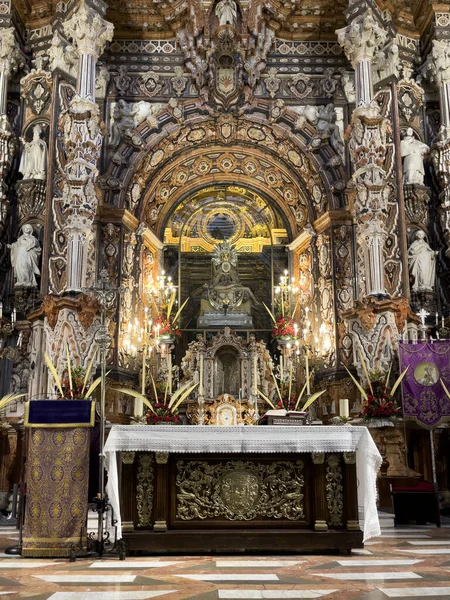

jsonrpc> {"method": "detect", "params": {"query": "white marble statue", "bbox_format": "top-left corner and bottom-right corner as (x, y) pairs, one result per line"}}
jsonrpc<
(215, 0), (237, 27)
(19, 124), (47, 180)
(408, 230), (438, 292)
(400, 127), (429, 186)
(8, 224), (41, 288)
(109, 100), (139, 149)
(109, 100), (165, 148)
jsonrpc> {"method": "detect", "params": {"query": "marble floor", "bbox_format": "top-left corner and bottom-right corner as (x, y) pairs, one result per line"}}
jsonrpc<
(2, 525), (450, 599)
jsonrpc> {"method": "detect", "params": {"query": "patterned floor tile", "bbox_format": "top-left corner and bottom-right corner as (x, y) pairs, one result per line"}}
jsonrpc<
(217, 591), (338, 598)
(378, 587), (450, 597)
(0, 523), (450, 599)
(46, 594), (177, 600)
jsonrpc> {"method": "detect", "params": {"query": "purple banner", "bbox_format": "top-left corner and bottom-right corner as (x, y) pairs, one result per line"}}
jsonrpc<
(399, 341), (450, 428)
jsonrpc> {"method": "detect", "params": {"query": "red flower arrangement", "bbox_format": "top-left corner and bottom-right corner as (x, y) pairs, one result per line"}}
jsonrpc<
(60, 366), (85, 399)
(145, 402), (181, 425)
(360, 375), (401, 419)
(272, 315), (296, 340)
(276, 382), (298, 411)
(154, 315), (181, 338)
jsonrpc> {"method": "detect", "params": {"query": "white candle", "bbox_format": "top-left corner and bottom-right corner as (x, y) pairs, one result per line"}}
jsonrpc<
(11, 309), (16, 325)
(199, 355), (204, 396)
(339, 399), (349, 419)
(436, 312), (439, 326)
(253, 356), (258, 394)
(141, 353), (146, 396)
(443, 316), (445, 329)
(168, 355), (172, 395)
(0, 302), (2, 319)
(305, 348), (310, 395)
(280, 355), (284, 380)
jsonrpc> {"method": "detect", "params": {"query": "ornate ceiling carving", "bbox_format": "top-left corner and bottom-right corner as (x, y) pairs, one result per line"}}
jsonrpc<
(14, 0), (432, 42)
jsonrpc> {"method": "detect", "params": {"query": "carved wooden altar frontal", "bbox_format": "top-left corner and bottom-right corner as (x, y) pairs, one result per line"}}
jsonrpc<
(120, 450), (361, 553)
(175, 459), (305, 522)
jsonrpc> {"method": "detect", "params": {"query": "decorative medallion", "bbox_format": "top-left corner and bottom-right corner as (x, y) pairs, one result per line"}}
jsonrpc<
(21, 71), (53, 115)
(220, 470), (260, 513)
(139, 72), (163, 98)
(414, 362), (440, 387)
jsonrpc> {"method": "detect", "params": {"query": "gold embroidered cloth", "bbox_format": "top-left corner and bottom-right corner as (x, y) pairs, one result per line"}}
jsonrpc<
(22, 427), (90, 557)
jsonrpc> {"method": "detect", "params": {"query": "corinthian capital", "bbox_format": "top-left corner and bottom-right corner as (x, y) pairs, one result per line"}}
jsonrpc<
(63, 2), (114, 59)
(336, 9), (387, 66)
(422, 40), (450, 88)
(0, 27), (24, 76)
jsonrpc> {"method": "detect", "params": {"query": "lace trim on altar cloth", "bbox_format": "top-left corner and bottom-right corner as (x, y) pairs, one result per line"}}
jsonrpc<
(104, 425), (381, 542)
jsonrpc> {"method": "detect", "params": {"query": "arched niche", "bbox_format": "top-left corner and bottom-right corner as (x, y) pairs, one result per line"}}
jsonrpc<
(214, 345), (241, 397)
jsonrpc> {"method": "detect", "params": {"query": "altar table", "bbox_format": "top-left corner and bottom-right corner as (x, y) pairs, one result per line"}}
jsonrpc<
(104, 425), (381, 554)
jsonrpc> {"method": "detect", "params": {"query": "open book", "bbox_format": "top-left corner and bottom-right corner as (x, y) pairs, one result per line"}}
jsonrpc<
(259, 409), (308, 425)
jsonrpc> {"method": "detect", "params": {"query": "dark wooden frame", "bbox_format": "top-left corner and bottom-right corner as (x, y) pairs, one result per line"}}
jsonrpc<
(120, 450), (363, 554)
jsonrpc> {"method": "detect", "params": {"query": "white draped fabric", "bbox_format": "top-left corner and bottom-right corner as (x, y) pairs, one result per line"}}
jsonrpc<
(104, 425), (381, 542)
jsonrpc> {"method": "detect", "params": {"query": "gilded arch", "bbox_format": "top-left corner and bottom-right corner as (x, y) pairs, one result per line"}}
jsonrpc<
(103, 102), (348, 240)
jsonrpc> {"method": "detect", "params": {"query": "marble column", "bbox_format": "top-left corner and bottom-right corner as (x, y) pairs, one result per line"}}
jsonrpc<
(61, 2), (113, 292)
(0, 27), (23, 223)
(336, 10), (390, 298)
(423, 40), (450, 255)
(336, 9), (387, 108)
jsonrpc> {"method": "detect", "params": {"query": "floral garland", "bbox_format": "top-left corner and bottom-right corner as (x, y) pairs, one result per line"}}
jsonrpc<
(272, 315), (296, 339)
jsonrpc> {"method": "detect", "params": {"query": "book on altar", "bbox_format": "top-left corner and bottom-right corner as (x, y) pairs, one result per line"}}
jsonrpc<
(259, 409), (307, 425)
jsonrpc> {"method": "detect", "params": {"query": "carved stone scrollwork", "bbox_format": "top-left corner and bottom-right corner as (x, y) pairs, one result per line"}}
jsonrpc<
(121, 451), (135, 465)
(175, 460), (304, 521)
(20, 71), (53, 116)
(326, 454), (343, 526)
(0, 115), (17, 219)
(16, 180), (46, 223)
(136, 454), (154, 527)
(155, 451), (169, 464)
(312, 452), (325, 465)
(404, 184), (431, 226)
(13, 287), (42, 315)
(343, 452), (356, 465)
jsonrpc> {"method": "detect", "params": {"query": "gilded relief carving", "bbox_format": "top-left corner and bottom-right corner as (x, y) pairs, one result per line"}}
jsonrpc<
(175, 459), (304, 521)
(326, 454), (343, 526)
(136, 454), (154, 527)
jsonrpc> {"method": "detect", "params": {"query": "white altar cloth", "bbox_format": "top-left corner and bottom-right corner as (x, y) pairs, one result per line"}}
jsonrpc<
(104, 425), (382, 542)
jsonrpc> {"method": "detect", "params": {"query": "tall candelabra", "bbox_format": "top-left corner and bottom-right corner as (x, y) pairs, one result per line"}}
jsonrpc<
(83, 269), (124, 557)
(0, 305), (21, 361)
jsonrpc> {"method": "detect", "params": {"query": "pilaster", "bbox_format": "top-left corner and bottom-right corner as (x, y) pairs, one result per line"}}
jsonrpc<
(0, 27), (24, 227)
(423, 40), (450, 256)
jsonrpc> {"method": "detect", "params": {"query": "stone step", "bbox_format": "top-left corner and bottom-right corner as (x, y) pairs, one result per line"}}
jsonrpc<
(379, 510), (396, 529)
